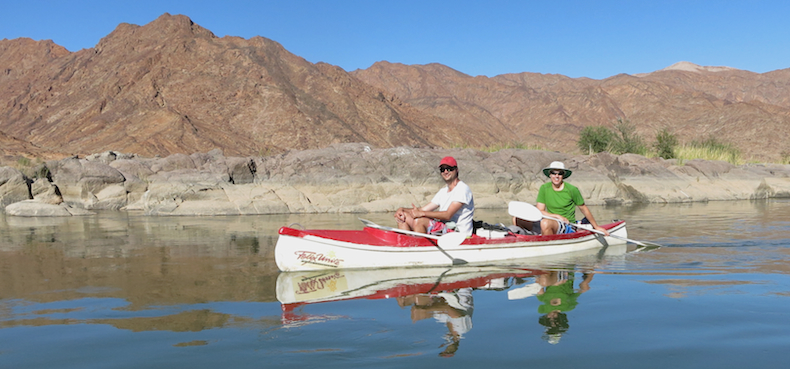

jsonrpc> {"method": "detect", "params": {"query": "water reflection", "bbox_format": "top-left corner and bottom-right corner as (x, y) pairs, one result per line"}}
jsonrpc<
(535, 271), (593, 344)
(277, 266), (543, 356)
(276, 240), (628, 356)
(2, 201), (789, 345)
(397, 288), (474, 357)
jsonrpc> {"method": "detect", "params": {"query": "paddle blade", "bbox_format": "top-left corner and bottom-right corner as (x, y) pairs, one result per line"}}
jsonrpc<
(437, 232), (468, 248)
(508, 201), (543, 222)
(507, 283), (542, 300)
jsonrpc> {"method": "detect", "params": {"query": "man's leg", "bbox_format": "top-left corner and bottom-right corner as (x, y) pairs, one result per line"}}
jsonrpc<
(398, 217), (413, 231)
(399, 214), (432, 234)
(540, 218), (559, 235)
(412, 217), (431, 233)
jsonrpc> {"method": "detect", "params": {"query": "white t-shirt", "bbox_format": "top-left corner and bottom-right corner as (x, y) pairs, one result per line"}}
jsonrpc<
(434, 288), (474, 337)
(430, 180), (475, 235)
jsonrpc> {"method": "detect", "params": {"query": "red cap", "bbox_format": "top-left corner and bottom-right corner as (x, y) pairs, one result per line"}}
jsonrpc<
(439, 156), (457, 167)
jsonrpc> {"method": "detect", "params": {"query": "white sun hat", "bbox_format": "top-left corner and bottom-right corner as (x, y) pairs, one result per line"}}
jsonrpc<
(542, 161), (572, 178)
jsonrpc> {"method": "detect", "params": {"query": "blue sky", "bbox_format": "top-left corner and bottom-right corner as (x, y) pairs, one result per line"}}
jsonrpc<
(2, 0), (789, 79)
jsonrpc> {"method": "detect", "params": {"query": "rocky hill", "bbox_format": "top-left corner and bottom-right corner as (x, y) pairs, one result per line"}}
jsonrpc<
(2, 13), (790, 163)
(0, 14), (470, 161)
(352, 62), (790, 161)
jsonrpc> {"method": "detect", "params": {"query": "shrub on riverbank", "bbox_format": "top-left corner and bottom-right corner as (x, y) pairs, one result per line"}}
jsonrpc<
(577, 126), (614, 154)
(575, 121), (749, 165)
(653, 128), (678, 160)
(609, 119), (648, 156)
(576, 119), (648, 156)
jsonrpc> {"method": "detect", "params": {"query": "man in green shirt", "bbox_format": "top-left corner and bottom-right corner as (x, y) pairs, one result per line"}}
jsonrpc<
(534, 161), (609, 236)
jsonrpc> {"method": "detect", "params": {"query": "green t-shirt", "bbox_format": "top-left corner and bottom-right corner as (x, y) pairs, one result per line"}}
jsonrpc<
(537, 278), (580, 314)
(536, 181), (585, 223)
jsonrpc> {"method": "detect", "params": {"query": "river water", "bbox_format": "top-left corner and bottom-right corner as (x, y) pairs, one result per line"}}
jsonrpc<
(1, 200), (789, 368)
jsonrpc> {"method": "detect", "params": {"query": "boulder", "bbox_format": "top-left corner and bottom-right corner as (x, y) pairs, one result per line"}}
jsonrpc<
(46, 157), (127, 209)
(5, 200), (96, 217)
(110, 159), (155, 180)
(226, 157), (256, 184)
(0, 167), (31, 210)
(30, 178), (63, 205)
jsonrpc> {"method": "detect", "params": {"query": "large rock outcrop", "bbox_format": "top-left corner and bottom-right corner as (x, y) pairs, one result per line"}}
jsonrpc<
(3, 145), (790, 216)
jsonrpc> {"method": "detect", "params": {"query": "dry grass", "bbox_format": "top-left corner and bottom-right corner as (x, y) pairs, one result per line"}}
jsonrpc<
(675, 145), (742, 165)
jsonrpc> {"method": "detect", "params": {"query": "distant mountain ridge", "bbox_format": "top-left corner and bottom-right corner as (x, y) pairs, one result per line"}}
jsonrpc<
(353, 61), (790, 161)
(2, 13), (789, 162)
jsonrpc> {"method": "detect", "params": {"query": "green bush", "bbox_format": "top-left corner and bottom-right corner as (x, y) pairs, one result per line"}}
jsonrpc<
(609, 119), (647, 155)
(653, 128), (678, 159)
(577, 126), (614, 154)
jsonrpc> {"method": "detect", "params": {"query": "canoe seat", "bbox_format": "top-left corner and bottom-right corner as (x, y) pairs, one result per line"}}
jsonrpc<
(474, 228), (511, 239)
(474, 220), (515, 239)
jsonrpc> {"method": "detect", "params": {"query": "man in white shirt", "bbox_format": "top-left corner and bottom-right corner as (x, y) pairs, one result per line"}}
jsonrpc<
(394, 156), (475, 235)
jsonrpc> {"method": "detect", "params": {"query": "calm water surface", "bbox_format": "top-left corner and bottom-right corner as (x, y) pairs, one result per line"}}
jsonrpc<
(1, 200), (789, 368)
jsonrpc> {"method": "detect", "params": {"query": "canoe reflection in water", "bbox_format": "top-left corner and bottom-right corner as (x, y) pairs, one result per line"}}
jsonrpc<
(278, 267), (538, 356)
(276, 246), (629, 356)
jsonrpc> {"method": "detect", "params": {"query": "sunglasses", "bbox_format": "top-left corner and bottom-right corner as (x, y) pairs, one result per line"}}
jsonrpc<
(439, 166), (457, 173)
(549, 170), (565, 176)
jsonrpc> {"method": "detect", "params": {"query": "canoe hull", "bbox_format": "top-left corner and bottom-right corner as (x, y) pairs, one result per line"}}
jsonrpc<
(275, 221), (627, 271)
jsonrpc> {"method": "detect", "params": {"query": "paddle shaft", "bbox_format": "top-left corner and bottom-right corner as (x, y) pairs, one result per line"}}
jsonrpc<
(358, 218), (468, 265)
(376, 225), (443, 240)
(543, 214), (660, 248)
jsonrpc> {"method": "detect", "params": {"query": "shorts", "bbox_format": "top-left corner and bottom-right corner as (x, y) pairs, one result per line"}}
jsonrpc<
(559, 223), (575, 234)
(429, 220), (447, 235)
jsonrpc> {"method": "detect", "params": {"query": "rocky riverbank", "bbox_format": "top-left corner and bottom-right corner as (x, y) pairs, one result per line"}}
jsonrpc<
(2, 143), (790, 217)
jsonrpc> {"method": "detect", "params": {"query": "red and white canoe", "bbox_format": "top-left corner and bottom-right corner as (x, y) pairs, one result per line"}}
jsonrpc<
(274, 219), (628, 272)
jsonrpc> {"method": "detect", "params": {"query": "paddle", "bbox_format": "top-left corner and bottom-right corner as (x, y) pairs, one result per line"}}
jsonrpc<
(507, 201), (663, 248)
(507, 282), (542, 300)
(359, 218), (469, 265)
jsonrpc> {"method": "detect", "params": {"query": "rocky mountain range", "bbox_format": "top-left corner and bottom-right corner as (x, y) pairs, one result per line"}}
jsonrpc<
(2, 13), (789, 163)
(352, 61), (790, 161)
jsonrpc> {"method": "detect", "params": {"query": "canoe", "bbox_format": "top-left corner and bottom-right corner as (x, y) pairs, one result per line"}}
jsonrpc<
(275, 219), (628, 272)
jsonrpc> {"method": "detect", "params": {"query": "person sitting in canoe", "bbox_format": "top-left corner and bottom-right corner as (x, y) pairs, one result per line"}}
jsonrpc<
(394, 156), (475, 235)
(513, 161), (609, 236)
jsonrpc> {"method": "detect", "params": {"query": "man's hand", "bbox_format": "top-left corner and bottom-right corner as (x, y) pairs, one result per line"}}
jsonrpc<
(410, 204), (425, 218)
(593, 225), (610, 236)
(394, 207), (408, 223)
(550, 214), (569, 224)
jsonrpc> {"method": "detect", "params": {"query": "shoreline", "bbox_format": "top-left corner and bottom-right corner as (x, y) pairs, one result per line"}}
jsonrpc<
(2, 143), (790, 217)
